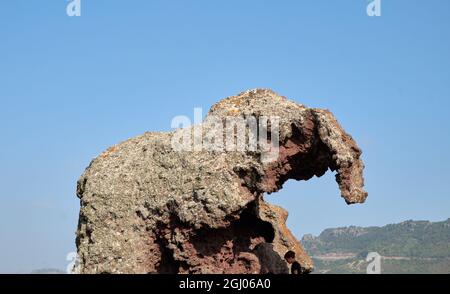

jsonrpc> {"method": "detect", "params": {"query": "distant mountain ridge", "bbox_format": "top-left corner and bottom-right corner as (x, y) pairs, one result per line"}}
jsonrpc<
(302, 218), (450, 274)
(30, 268), (66, 274)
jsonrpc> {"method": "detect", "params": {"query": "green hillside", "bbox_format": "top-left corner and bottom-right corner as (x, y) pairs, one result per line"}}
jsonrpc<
(302, 218), (450, 274)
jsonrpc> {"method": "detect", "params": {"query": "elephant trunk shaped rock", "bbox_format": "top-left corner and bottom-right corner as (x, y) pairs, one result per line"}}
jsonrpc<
(75, 89), (367, 274)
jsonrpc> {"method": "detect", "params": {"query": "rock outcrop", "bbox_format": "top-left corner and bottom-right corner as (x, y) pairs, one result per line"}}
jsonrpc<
(75, 89), (367, 274)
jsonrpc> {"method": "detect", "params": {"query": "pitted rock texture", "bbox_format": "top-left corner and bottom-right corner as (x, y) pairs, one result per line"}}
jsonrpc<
(75, 89), (367, 274)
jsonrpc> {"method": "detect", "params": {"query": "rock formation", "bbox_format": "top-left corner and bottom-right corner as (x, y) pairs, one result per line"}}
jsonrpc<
(75, 89), (367, 274)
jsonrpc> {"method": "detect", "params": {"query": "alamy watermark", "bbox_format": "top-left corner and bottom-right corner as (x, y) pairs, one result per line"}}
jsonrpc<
(66, 0), (81, 17)
(65, 250), (382, 273)
(170, 108), (280, 163)
(66, 252), (81, 274)
(366, 252), (382, 274)
(367, 0), (381, 17)
(65, 1), (380, 18)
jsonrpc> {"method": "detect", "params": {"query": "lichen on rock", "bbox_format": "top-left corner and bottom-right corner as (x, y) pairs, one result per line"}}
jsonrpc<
(75, 89), (367, 274)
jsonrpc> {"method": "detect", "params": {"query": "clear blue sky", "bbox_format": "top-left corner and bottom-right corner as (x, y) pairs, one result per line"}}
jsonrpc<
(0, 0), (449, 273)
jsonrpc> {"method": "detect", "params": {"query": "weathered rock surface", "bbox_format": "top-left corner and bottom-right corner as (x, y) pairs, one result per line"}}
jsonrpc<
(75, 89), (367, 274)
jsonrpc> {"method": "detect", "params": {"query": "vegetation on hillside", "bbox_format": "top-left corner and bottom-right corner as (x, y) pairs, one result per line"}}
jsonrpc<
(302, 218), (450, 274)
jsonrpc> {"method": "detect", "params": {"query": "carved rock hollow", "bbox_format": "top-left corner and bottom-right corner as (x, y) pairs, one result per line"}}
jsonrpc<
(75, 89), (367, 274)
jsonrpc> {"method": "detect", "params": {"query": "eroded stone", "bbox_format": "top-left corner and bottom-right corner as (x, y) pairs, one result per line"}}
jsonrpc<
(75, 89), (367, 274)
